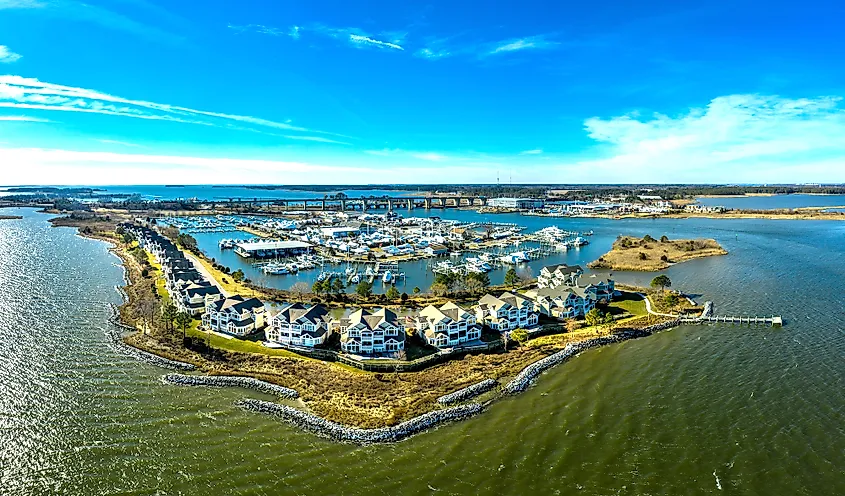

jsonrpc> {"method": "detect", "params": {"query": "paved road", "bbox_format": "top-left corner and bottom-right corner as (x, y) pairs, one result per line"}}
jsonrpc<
(184, 251), (232, 297)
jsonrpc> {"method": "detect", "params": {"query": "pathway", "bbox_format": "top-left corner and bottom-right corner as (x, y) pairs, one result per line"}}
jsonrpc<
(639, 293), (678, 318)
(184, 251), (232, 297)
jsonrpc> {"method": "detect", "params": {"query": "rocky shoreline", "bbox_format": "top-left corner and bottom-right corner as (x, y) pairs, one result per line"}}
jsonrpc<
(503, 320), (680, 394)
(105, 303), (196, 371)
(162, 374), (299, 399)
(236, 399), (484, 444)
(437, 379), (498, 405)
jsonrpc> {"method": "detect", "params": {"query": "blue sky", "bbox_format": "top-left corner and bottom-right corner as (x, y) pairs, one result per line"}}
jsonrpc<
(1, 0), (845, 185)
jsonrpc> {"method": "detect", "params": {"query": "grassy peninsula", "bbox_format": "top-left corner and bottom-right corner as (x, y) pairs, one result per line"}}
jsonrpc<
(589, 235), (728, 271)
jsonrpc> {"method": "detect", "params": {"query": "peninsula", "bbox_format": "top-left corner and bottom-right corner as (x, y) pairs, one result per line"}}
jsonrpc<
(589, 235), (728, 271)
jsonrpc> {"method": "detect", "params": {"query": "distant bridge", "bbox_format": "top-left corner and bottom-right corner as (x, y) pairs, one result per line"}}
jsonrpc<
(204, 195), (488, 211)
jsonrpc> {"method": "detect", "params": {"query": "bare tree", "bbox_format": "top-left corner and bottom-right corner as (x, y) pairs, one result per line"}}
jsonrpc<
(289, 282), (311, 303)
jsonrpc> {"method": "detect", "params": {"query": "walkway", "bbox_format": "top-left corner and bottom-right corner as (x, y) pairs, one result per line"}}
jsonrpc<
(638, 293), (678, 318)
(184, 251), (232, 297)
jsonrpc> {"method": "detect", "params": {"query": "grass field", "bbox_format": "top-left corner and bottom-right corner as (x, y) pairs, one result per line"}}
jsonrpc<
(589, 235), (727, 271)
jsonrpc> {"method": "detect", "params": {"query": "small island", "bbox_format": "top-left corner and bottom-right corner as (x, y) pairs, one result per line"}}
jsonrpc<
(589, 235), (727, 271)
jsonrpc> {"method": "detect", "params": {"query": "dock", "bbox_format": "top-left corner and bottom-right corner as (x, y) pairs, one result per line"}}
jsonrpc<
(682, 315), (783, 327)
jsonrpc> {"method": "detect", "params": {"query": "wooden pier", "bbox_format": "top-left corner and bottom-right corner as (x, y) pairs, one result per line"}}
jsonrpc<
(682, 315), (783, 327)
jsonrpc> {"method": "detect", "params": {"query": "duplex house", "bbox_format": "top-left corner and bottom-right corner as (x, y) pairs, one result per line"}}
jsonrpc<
(202, 295), (266, 337)
(266, 303), (331, 348)
(474, 292), (539, 332)
(413, 302), (481, 348)
(578, 274), (616, 304)
(176, 281), (223, 316)
(537, 264), (583, 289)
(334, 308), (405, 355)
(532, 286), (596, 319)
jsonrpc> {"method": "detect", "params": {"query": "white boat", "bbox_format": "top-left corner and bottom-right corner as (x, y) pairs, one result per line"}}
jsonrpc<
(344, 266), (355, 276)
(382, 270), (393, 283)
(351, 274), (360, 284)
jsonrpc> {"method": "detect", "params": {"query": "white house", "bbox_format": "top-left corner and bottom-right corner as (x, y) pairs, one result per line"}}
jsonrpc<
(474, 292), (539, 332)
(531, 286), (596, 319)
(334, 308), (405, 356)
(266, 303), (331, 348)
(537, 264), (584, 289)
(413, 302), (481, 349)
(175, 281), (222, 316)
(202, 296), (266, 337)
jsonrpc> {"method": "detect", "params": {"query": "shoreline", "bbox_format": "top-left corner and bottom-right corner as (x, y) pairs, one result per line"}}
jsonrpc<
(53, 211), (696, 437)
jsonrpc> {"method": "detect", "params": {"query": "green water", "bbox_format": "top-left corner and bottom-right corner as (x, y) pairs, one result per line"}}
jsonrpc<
(1, 208), (843, 495)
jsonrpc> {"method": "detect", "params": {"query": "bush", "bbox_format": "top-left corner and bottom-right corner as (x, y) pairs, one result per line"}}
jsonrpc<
(638, 252), (648, 260)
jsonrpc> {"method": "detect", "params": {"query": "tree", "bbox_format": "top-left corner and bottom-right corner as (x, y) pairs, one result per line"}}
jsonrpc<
(312, 280), (325, 295)
(412, 286), (421, 294)
(643, 234), (657, 243)
(331, 278), (345, 294)
(355, 281), (373, 298)
(504, 267), (521, 288)
(585, 308), (604, 327)
(290, 282), (311, 302)
(510, 328), (529, 346)
(385, 286), (400, 300)
(175, 312), (193, 339)
(650, 274), (672, 291)
(161, 302), (178, 331)
(430, 282), (449, 297)
(660, 235), (669, 243)
(232, 269), (245, 282)
(465, 271), (490, 290)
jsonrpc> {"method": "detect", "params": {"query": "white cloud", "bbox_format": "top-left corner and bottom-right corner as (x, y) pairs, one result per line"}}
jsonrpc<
(520, 149), (543, 155)
(0, 75), (346, 138)
(0, 114), (48, 122)
(289, 25), (301, 39)
(349, 34), (403, 51)
(576, 94), (845, 182)
(96, 139), (142, 147)
(415, 47), (451, 60)
(488, 36), (559, 56)
(0, 45), (22, 63)
(411, 152), (448, 161)
(281, 135), (351, 145)
(1, 0), (182, 44)
(0, 146), (506, 185)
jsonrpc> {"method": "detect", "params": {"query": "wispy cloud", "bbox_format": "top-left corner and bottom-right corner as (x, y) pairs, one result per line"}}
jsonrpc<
(576, 94), (845, 182)
(0, 75), (347, 140)
(96, 139), (142, 147)
(0, 0), (183, 44)
(415, 33), (561, 61)
(365, 148), (452, 161)
(349, 34), (403, 51)
(0, 45), (21, 63)
(487, 35), (559, 56)
(231, 22), (404, 51)
(520, 149), (543, 155)
(411, 152), (448, 161)
(282, 135), (351, 145)
(0, 114), (48, 122)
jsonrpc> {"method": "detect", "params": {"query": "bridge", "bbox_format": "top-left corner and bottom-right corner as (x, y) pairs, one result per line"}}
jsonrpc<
(205, 195), (488, 211)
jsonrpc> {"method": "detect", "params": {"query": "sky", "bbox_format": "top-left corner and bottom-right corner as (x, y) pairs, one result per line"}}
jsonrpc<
(1, 0), (845, 185)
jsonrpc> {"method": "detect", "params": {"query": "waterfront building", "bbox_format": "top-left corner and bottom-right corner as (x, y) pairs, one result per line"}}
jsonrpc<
(537, 264), (584, 289)
(234, 240), (313, 259)
(320, 226), (360, 238)
(424, 243), (449, 256)
(412, 302), (481, 349)
(266, 303), (331, 347)
(474, 292), (539, 331)
(202, 296), (266, 336)
(175, 281), (222, 316)
(530, 286), (596, 319)
(578, 274), (616, 303)
(486, 197), (545, 209)
(333, 308), (405, 356)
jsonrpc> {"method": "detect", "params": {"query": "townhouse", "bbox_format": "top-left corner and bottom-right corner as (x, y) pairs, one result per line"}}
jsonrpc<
(474, 292), (539, 332)
(333, 308), (405, 356)
(537, 264), (584, 289)
(412, 302), (481, 349)
(266, 303), (331, 348)
(202, 295), (266, 337)
(531, 286), (596, 319)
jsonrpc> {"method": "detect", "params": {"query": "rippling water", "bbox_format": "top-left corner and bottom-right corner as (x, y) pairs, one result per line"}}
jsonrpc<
(1, 208), (843, 495)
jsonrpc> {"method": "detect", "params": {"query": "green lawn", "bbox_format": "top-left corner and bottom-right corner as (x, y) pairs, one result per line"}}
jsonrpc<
(184, 320), (300, 358)
(606, 291), (647, 316)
